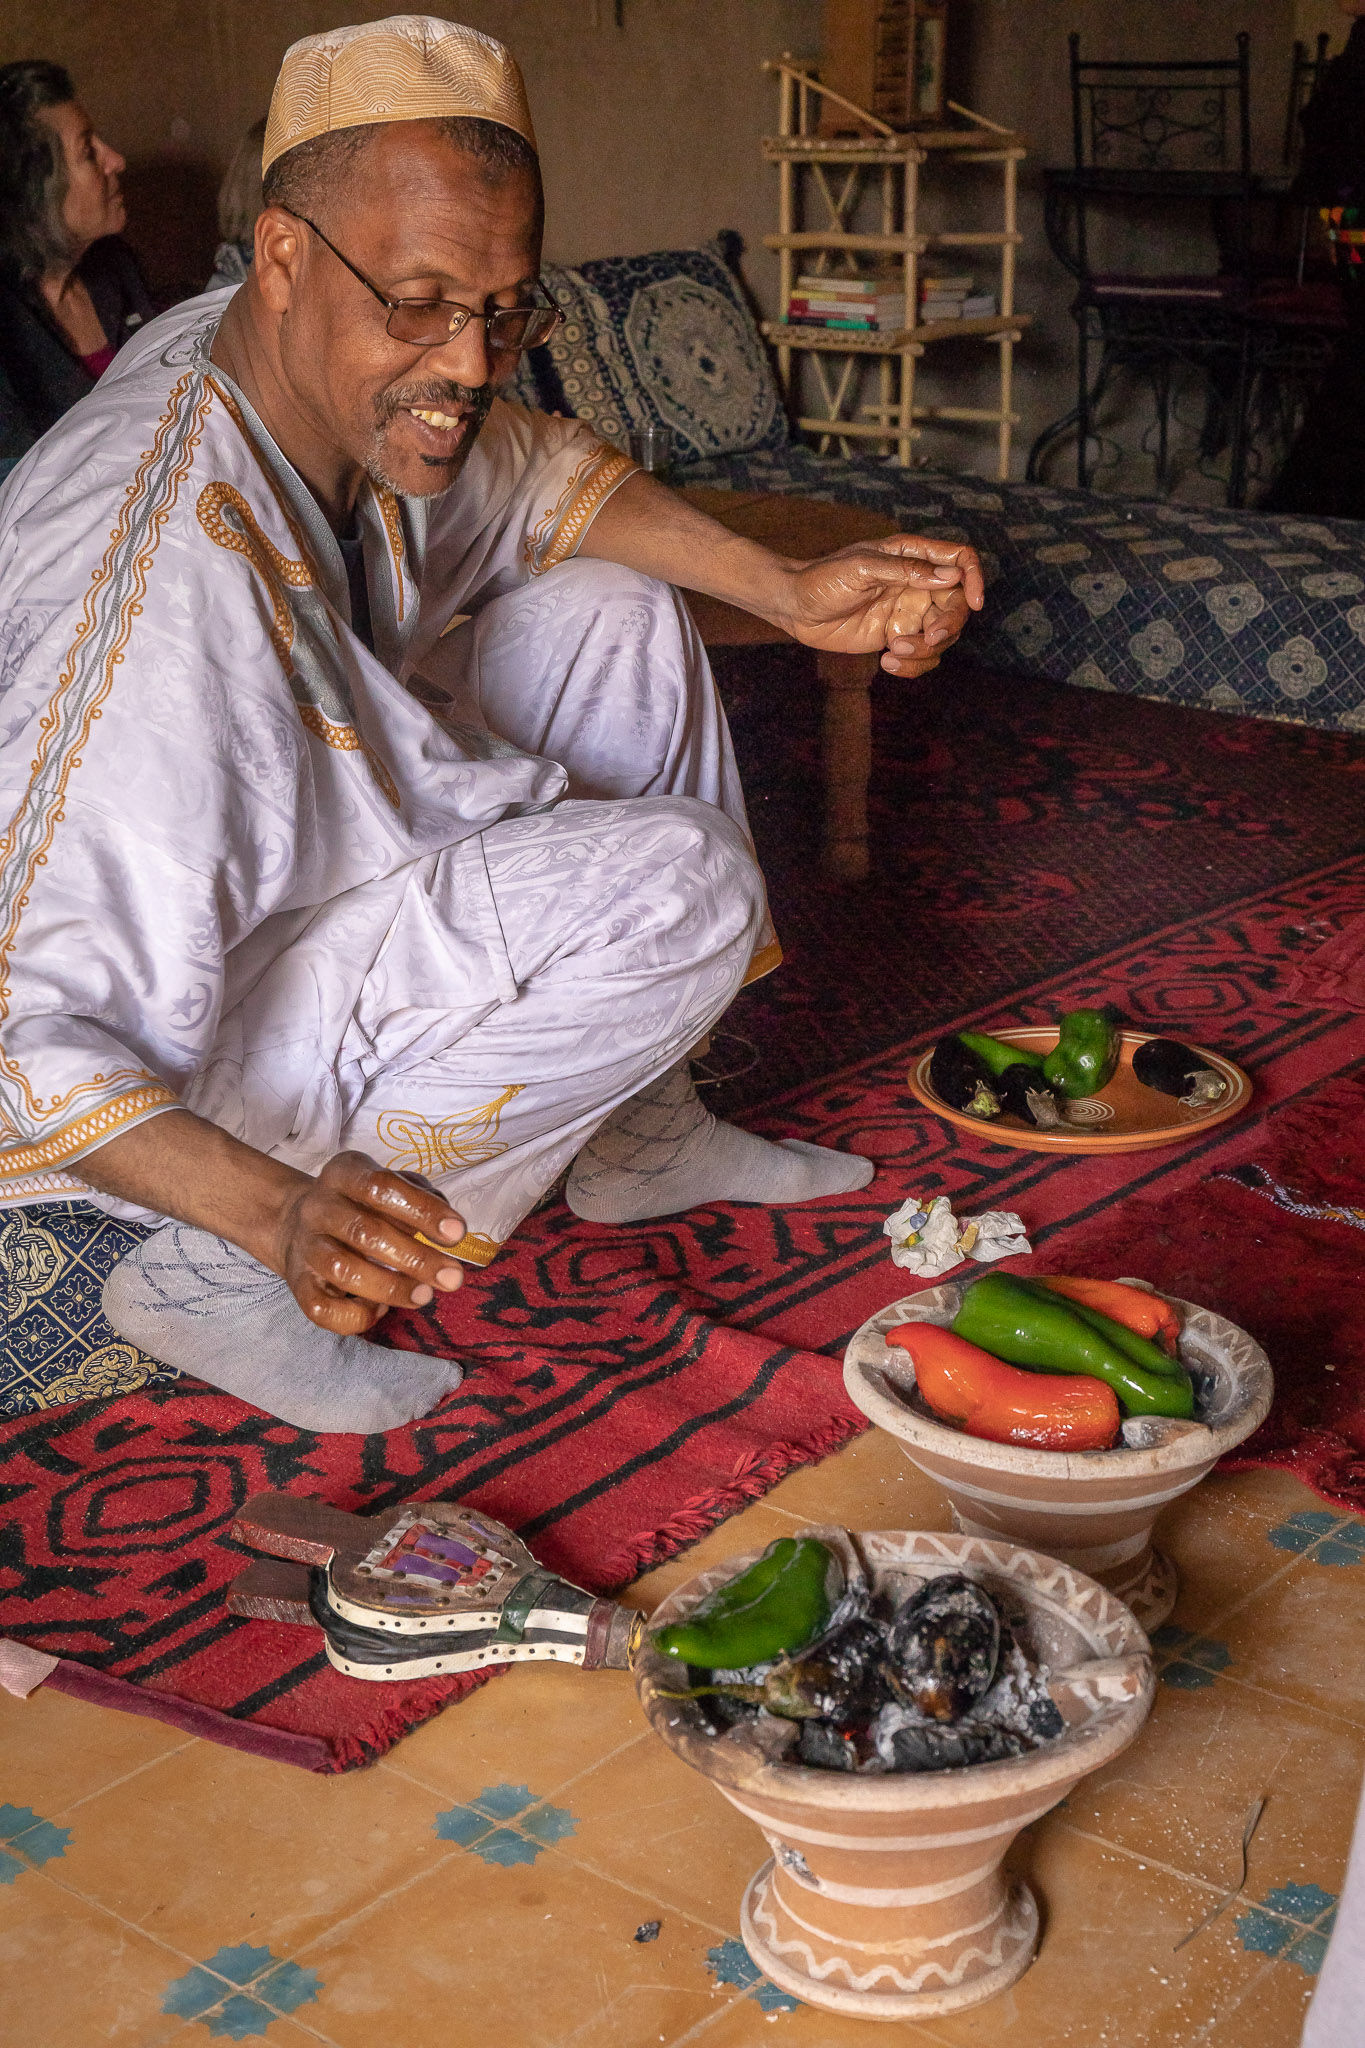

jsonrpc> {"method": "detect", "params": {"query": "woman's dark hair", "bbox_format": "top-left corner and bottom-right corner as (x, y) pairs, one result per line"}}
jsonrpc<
(0, 59), (76, 285)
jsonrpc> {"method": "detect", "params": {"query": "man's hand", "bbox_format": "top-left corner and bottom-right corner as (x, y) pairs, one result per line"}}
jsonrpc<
(268, 1152), (467, 1335)
(75, 1109), (467, 1337)
(777, 535), (985, 678)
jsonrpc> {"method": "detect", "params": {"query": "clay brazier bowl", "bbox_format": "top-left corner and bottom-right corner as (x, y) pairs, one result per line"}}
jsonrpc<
(843, 1282), (1273, 1630)
(636, 1527), (1153, 2021)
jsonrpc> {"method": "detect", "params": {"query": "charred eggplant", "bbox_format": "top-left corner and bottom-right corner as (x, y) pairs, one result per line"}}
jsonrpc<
(929, 1037), (1001, 1120)
(886, 1574), (1001, 1722)
(996, 1063), (1066, 1129)
(1132, 1037), (1228, 1108)
(675, 1616), (892, 1725)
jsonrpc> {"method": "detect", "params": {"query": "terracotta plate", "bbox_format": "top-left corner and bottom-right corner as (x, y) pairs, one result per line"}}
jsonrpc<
(907, 1029), (1252, 1154)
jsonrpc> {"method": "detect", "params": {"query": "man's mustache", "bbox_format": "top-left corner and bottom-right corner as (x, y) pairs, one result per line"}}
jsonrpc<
(375, 380), (493, 429)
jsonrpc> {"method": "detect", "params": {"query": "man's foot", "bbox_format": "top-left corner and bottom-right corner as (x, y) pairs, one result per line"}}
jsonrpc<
(564, 1061), (874, 1224)
(102, 1224), (463, 1434)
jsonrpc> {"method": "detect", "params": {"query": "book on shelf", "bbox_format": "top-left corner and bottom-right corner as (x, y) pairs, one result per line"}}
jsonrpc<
(919, 274), (974, 296)
(789, 295), (905, 320)
(920, 293), (997, 321)
(786, 313), (908, 332)
(794, 271), (899, 296)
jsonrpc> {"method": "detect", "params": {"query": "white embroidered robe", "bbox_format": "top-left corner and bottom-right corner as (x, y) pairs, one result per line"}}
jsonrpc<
(0, 289), (724, 1246)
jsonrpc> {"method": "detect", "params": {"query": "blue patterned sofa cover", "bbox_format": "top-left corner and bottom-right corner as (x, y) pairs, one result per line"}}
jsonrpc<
(505, 240), (1365, 733)
(682, 448), (1365, 734)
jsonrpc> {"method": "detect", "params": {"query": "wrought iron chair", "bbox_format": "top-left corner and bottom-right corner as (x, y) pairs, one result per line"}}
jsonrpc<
(1028, 33), (1255, 499)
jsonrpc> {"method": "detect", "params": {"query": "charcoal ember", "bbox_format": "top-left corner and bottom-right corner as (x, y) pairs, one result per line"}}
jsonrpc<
(973, 1632), (1065, 1744)
(695, 1688), (760, 1736)
(1026, 1693), (1065, 1742)
(746, 1711), (802, 1764)
(887, 1574), (1001, 1722)
(871, 1703), (1032, 1773)
(797, 1718), (859, 1772)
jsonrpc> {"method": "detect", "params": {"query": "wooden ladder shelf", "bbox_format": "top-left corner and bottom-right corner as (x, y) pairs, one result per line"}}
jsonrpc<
(762, 58), (1030, 478)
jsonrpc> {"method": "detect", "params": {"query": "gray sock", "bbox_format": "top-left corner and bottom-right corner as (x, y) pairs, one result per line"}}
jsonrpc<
(101, 1224), (463, 1435)
(565, 1061), (875, 1224)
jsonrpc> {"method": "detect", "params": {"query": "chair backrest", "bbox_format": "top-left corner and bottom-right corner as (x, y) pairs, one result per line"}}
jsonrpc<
(1283, 31), (1332, 169)
(1069, 32), (1252, 178)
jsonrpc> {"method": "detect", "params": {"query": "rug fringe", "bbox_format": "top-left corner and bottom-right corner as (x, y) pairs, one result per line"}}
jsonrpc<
(323, 1667), (500, 1773)
(602, 1412), (867, 1590)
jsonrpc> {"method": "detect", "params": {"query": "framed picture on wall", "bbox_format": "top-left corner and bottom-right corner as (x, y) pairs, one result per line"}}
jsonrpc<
(908, 1), (949, 127)
(819, 0), (951, 134)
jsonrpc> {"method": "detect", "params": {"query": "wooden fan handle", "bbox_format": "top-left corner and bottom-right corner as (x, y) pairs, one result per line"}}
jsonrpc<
(230, 1491), (369, 1567)
(226, 1557), (317, 1626)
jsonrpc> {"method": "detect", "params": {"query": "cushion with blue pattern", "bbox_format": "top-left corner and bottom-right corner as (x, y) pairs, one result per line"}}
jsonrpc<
(517, 243), (787, 463)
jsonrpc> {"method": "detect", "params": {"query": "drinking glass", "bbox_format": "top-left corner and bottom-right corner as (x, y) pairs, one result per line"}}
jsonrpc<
(628, 423), (674, 479)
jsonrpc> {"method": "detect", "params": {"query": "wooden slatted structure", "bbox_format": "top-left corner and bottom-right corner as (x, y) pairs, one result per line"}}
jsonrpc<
(761, 57), (1030, 478)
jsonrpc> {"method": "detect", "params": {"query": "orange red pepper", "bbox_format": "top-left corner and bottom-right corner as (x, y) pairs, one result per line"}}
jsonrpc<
(886, 1322), (1121, 1452)
(1029, 1276), (1181, 1357)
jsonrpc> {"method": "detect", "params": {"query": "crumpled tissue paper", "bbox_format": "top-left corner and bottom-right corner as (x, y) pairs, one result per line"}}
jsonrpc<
(883, 1194), (1031, 1278)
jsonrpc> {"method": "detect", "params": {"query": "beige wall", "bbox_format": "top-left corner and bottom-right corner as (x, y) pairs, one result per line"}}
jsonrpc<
(0, 2), (824, 299)
(1295, 0), (1349, 48)
(0, 1), (1306, 476)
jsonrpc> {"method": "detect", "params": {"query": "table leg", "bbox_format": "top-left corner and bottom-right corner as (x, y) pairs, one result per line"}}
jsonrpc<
(817, 651), (878, 881)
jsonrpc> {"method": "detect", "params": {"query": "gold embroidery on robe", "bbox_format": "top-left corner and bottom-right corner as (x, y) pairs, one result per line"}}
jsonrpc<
(0, 370), (210, 1135)
(375, 1084), (524, 1177)
(441, 1231), (501, 1267)
(0, 1081), (178, 1181)
(524, 445), (637, 575)
(197, 481), (311, 672)
(374, 486), (408, 622)
(197, 483), (400, 810)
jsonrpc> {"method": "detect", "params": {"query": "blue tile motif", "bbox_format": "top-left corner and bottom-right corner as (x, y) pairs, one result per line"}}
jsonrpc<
(1267, 1512), (1365, 1565)
(432, 1783), (577, 1866)
(1235, 1882), (1340, 1976)
(162, 1944), (321, 2039)
(0, 1803), (71, 1878)
(1149, 1627), (1232, 1690)
(707, 1937), (801, 2014)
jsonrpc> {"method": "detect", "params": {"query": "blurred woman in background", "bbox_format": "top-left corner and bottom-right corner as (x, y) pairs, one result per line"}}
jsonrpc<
(0, 60), (153, 467)
(206, 115), (265, 292)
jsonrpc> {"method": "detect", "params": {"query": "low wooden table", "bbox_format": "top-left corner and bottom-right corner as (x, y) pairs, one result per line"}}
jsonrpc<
(676, 487), (901, 881)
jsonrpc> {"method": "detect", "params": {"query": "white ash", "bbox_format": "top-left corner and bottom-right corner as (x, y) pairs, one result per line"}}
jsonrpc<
(866, 1634), (1062, 1773)
(973, 1634), (1060, 1739)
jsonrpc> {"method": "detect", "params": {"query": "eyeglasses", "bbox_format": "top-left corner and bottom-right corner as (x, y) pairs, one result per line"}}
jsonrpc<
(283, 209), (564, 353)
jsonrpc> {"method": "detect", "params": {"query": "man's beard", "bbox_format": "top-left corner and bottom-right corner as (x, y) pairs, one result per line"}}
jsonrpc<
(364, 377), (495, 497)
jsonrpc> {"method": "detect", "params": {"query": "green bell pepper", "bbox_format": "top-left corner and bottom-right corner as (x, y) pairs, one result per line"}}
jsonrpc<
(958, 1031), (1046, 1078)
(652, 1537), (838, 1669)
(952, 1272), (1195, 1419)
(1043, 1007), (1122, 1100)
(1009, 1278), (1183, 1379)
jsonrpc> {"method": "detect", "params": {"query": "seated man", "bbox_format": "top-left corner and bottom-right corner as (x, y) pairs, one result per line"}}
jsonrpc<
(0, 16), (981, 1433)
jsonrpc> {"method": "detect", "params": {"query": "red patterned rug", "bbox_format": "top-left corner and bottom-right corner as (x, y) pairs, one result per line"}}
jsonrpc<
(3, 841), (1364, 1769)
(1025, 1076), (1365, 1508)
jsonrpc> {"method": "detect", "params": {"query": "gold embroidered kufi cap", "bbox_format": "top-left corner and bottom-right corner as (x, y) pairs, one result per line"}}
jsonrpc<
(262, 14), (536, 175)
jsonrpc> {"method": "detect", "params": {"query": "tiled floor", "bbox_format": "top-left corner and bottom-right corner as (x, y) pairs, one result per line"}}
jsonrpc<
(3, 1435), (1359, 2047)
